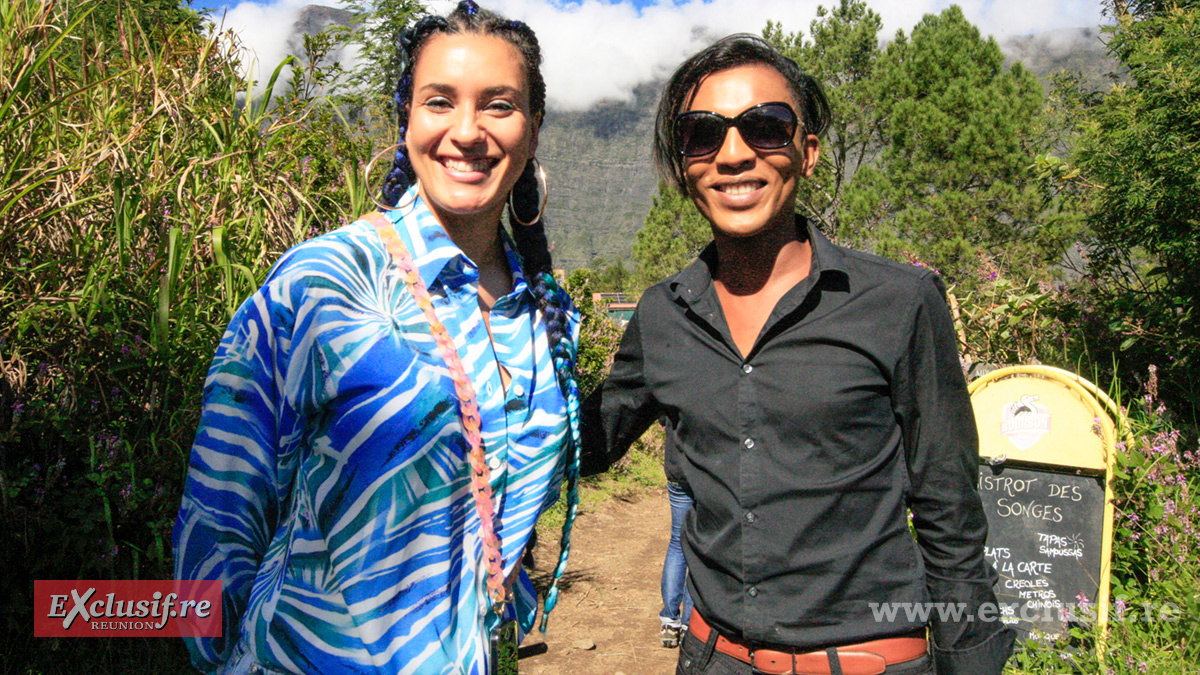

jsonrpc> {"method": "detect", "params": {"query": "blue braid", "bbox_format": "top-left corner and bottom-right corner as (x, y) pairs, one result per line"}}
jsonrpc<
(379, 129), (411, 208)
(379, 16), (443, 209)
(531, 272), (582, 633)
(506, 170), (581, 630)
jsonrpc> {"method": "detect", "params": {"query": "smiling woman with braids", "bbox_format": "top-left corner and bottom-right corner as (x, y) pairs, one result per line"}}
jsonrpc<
(173, 2), (583, 673)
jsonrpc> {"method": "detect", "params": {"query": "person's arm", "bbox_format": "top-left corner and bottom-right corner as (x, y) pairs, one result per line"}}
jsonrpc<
(173, 285), (290, 672)
(894, 273), (1015, 675)
(580, 308), (662, 477)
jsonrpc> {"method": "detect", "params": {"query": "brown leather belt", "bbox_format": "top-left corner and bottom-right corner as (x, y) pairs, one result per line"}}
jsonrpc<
(687, 609), (928, 675)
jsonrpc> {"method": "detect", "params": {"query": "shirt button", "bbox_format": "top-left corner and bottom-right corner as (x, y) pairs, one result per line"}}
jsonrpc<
(512, 383), (525, 397)
(488, 456), (502, 470)
(747, 587), (759, 598)
(745, 512), (756, 523)
(742, 364), (753, 374)
(743, 438), (755, 449)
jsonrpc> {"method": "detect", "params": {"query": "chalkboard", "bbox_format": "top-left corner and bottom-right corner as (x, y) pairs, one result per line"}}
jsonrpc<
(978, 464), (1106, 639)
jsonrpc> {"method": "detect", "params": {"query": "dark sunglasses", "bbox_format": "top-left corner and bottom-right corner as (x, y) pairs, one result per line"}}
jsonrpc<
(674, 102), (800, 157)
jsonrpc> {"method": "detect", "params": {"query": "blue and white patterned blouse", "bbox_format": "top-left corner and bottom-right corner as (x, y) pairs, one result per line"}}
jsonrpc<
(174, 190), (579, 674)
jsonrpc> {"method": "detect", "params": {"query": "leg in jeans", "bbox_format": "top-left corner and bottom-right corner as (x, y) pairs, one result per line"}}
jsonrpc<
(660, 482), (693, 629)
(676, 629), (745, 675)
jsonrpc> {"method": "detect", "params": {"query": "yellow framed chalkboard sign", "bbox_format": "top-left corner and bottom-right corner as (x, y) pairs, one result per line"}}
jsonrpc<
(969, 365), (1122, 648)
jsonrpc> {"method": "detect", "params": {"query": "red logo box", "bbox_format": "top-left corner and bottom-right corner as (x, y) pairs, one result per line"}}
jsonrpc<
(34, 580), (222, 637)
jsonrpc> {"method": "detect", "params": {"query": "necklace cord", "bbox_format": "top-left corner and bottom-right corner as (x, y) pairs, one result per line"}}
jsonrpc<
(366, 211), (508, 607)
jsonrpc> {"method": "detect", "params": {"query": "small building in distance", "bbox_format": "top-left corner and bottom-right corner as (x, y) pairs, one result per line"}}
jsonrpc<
(592, 292), (637, 325)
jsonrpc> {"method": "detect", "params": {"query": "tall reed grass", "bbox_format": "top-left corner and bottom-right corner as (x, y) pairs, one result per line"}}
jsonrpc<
(0, 1), (372, 670)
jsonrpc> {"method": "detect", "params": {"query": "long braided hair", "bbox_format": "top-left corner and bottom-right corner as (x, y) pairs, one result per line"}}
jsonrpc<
(380, 0), (582, 632)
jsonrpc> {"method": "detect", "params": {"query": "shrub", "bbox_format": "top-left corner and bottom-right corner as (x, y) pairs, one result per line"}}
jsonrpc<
(1007, 369), (1200, 674)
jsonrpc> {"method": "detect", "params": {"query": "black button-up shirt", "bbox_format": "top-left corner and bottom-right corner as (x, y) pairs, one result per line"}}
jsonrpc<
(582, 218), (1013, 674)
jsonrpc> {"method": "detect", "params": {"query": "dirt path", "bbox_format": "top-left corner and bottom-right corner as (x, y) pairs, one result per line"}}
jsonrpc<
(521, 487), (680, 675)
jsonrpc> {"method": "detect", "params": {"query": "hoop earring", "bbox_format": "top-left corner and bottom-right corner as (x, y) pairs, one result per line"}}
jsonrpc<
(508, 158), (548, 227)
(364, 143), (420, 212)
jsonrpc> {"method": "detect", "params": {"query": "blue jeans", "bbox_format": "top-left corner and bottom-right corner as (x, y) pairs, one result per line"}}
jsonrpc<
(660, 481), (694, 628)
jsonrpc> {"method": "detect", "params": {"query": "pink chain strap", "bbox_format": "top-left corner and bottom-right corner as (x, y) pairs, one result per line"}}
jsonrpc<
(365, 212), (507, 609)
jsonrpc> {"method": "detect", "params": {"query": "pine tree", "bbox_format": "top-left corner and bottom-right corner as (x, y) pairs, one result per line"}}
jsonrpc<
(631, 182), (711, 291)
(839, 6), (1070, 286)
(332, 0), (425, 115)
(764, 0), (884, 238)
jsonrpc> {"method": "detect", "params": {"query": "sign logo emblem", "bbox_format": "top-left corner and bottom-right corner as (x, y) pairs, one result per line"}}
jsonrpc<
(1001, 395), (1051, 451)
(34, 580), (221, 637)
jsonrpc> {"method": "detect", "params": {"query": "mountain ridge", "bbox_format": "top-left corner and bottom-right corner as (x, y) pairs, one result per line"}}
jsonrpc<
(288, 5), (1119, 270)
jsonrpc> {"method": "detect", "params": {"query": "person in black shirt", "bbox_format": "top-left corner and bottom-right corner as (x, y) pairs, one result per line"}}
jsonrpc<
(582, 34), (1014, 675)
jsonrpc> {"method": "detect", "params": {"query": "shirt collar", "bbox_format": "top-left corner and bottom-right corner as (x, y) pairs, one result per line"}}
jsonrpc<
(384, 185), (532, 299)
(670, 214), (847, 304)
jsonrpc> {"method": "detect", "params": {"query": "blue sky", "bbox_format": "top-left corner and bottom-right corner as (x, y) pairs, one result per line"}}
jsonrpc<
(198, 0), (1107, 110)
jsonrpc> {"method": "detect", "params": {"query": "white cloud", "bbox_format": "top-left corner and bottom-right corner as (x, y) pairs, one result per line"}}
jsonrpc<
(208, 0), (1107, 109)
(204, 0), (314, 91)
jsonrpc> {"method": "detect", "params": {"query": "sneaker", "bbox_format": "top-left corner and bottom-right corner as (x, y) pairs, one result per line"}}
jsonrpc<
(661, 625), (681, 648)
